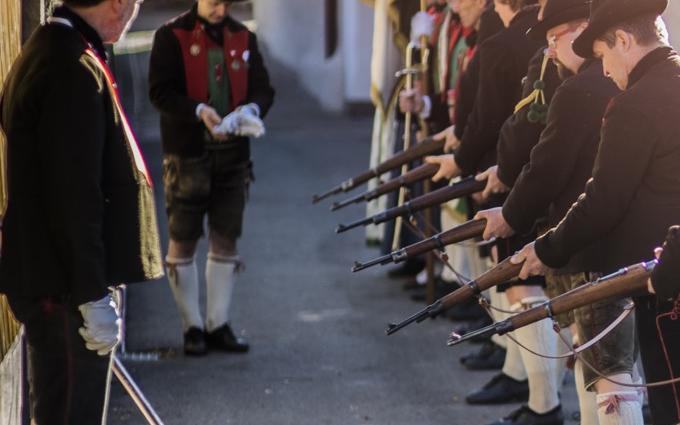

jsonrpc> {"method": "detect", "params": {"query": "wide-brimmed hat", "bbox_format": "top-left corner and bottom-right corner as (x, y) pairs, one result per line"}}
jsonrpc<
(526, 0), (590, 40)
(572, 0), (668, 58)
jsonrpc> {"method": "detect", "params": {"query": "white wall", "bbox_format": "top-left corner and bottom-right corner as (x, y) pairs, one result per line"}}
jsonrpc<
(664, 2), (680, 49)
(253, 0), (373, 111)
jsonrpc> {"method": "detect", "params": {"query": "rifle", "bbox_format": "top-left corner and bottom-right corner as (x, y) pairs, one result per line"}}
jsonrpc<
(385, 257), (523, 335)
(448, 260), (657, 346)
(330, 163), (438, 211)
(312, 137), (445, 204)
(336, 176), (486, 234)
(353, 218), (486, 272)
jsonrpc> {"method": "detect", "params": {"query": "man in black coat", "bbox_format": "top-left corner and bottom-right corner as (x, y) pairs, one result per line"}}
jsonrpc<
(149, 0), (274, 356)
(476, 0), (629, 423)
(513, 0), (680, 422)
(0, 0), (163, 422)
(650, 225), (680, 301)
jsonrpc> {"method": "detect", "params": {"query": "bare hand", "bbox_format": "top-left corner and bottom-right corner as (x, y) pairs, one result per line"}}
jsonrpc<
(432, 126), (460, 152)
(425, 154), (461, 183)
(398, 88), (424, 114)
(511, 242), (548, 280)
(199, 105), (228, 141)
(476, 166), (509, 201)
(474, 207), (515, 240)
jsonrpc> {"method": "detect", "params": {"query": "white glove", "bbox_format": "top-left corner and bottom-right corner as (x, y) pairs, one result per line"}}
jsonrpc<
(411, 11), (434, 46)
(78, 294), (121, 356)
(214, 103), (266, 138)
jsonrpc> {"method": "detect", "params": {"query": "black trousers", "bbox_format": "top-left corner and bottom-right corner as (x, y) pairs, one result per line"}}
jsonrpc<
(8, 296), (112, 425)
(636, 297), (680, 425)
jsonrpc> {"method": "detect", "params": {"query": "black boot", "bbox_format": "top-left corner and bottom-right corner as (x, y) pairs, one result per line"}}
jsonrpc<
(206, 323), (250, 353)
(466, 373), (530, 405)
(184, 327), (207, 356)
(386, 258), (425, 279)
(487, 405), (564, 425)
(460, 341), (505, 370)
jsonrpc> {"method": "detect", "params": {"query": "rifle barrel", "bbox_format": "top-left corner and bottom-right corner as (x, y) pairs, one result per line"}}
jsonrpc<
(313, 138), (445, 204)
(336, 216), (373, 234)
(331, 192), (366, 211)
(447, 322), (504, 346)
(385, 300), (443, 335)
(351, 254), (393, 272)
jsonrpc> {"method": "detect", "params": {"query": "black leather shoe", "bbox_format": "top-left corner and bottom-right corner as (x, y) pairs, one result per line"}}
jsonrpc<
(184, 327), (207, 356)
(460, 341), (505, 370)
(446, 297), (487, 321)
(466, 373), (530, 405)
(487, 405), (564, 425)
(206, 323), (250, 353)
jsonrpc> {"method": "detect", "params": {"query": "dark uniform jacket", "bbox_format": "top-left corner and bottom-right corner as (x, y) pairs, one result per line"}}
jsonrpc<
(453, 6), (504, 140)
(0, 7), (162, 305)
(535, 47), (680, 275)
(454, 6), (544, 176)
(503, 61), (618, 272)
(651, 225), (680, 301)
(496, 47), (561, 187)
(149, 4), (275, 157)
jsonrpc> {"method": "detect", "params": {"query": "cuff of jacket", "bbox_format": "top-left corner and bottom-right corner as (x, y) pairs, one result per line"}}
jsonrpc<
(453, 146), (476, 177)
(496, 165), (516, 190)
(502, 199), (533, 237)
(535, 230), (571, 269)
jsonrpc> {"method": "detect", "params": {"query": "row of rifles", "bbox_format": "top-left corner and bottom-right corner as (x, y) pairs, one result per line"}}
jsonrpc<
(311, 136), (656, 346)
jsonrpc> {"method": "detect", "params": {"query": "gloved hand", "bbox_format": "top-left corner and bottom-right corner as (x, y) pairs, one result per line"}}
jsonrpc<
(214, 103), (266, 138)
(410, 11), (434, 46)
(78, 294), (121, 356)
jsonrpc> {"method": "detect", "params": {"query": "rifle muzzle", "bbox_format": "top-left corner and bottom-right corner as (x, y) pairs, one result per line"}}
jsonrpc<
(385, 300), (443, 336)
(447, 319), (514, 347)
(351, 254), (394, 272)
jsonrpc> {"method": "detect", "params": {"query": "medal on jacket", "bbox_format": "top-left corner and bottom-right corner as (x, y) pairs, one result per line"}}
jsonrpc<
(190, 43), (201, 56)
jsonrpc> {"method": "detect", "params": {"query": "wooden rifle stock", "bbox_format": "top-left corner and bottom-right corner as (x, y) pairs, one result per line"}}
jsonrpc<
(336, 176), (486, 233)
(312, 137), (445, 203)
(448, 260), (657, 345)
(331, 163), (438, 211)
(353, 218), (486, 272)
(386, 257), (522, 335)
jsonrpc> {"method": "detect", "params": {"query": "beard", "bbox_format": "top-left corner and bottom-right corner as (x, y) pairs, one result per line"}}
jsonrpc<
(553, 59), (575, 81)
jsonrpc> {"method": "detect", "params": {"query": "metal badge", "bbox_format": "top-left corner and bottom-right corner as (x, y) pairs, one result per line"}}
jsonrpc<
(190, 43), (201, 56)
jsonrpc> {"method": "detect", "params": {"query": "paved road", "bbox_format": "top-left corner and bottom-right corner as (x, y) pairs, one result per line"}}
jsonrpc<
(107, 7), (579, 424)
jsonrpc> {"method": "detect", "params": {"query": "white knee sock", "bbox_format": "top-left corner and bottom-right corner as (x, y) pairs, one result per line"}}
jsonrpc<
(574, 359), (600, 425)
(166, 257), (203, 331)
(596, 391), (643, 425)
(205, 254), (240, 332)
(503, 336), (528, 381)
(512, 298), (561, 414)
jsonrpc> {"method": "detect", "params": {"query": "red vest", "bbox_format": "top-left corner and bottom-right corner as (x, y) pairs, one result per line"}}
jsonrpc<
(172, 21), (249, 111)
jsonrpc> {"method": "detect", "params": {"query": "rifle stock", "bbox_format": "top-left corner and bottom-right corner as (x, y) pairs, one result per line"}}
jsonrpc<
(386, 257), (522, 335)
(448, 260), (657, 346)
(354, 218), (486, 272)
(336, 176), (486, 234)
(312, 137), (445, 204)
(331, 163), (438, 211)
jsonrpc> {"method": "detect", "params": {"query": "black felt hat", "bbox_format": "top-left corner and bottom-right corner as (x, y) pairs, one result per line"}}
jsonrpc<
(527, 0), (590, 40)
(572, 0), (668, 58)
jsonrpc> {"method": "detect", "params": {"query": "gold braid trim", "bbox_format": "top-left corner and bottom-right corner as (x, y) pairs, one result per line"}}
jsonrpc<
(514, 51), (550, 114)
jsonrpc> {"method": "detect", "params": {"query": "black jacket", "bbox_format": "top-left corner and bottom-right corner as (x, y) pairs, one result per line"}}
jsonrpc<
(0, 7), (162, 305)
(496, 47), (560, 187)
(504, 61), (618, 272)
(536, 47), (680, 275)
(651, 225), (680, 301)
(149, 5), (275, 157)
(454, 6), (544, 176)
(453, 6), (504, 140)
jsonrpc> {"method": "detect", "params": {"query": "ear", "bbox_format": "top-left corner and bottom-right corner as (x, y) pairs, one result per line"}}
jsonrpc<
(615, 28), (632, 52)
